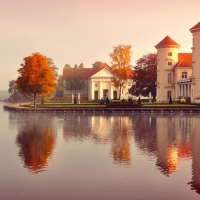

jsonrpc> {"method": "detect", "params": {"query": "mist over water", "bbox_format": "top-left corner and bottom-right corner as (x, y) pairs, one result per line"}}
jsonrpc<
(1, 102), (200, 200)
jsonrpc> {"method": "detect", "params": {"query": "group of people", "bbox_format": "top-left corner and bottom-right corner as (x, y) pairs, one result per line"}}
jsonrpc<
(122, 96), (134, 104)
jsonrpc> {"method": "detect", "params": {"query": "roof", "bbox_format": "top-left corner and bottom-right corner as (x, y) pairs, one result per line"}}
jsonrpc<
(178, 53), (192, 65)
(63, 67), (102, 79)
(190, 22), (200, 33)
(174, 60), (192, 68)
(63, 63), (134, 79)
(173, 53), (192, 68)
(155, 36), (180, 49)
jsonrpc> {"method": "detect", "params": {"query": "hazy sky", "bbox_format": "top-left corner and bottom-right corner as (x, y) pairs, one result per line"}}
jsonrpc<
(0, 0), (199, 90)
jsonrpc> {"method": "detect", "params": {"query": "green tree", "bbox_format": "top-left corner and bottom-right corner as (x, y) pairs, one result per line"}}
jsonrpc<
(129, 53), (157, 99)
(64, 63), (71, 68)
(16, 53), (56, 108)
(92, 61), (103, 68)
(79, 63), (84, 68)
(109, 44), (132, 99)
(47, 58), (58, 77)
(54, 75), (63, 97)
(8, 80), (31, 103)
(65, 67), (86, 97)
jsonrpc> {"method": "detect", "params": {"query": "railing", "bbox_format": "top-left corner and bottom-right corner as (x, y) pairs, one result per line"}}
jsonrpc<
(177, 78), (191, 83)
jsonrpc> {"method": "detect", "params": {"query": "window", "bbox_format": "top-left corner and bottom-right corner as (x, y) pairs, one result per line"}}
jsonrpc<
(168, 73), (172, 83)
(168, 62), (172, 66)
(182, 72), (187, 79)
(168, 52), (172, 56)
(167, 91), (171, 99)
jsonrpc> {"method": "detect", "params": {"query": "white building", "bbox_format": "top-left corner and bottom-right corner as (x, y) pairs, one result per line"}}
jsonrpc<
(156, 21), (200, 103)
(63, 63), (134, 100)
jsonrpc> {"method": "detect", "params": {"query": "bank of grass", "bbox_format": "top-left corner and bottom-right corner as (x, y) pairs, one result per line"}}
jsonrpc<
(27, 102), (200, 108)
(142, 103), (200, 108)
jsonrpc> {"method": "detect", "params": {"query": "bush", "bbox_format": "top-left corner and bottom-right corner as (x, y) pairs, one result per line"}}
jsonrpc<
(138, 97), (141, 104)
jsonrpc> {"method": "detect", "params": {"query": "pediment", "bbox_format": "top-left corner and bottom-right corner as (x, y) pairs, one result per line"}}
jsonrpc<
(91, 68), (113, 78)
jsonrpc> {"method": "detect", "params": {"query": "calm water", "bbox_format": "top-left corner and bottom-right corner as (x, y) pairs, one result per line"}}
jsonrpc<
(1, 102), (200, 200)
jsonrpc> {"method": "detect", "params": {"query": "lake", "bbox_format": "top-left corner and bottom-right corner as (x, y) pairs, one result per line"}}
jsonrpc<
(1, 102), (200, 200)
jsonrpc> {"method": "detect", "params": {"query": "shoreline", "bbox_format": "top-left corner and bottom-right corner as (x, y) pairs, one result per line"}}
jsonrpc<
(3, 103), (200, 114)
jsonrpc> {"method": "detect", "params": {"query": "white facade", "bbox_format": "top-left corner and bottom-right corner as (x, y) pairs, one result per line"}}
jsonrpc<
(63, 66), (133, 100)
(88, 67), (133, 100)
(191, 23), (200, 99)
(156, 22), (200, 103)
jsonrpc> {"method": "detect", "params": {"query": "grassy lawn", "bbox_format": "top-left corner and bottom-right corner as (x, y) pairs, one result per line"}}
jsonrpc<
(25, 102), (200, 108)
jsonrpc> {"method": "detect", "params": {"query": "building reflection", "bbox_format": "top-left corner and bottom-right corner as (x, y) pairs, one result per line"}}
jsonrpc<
(62, 113), (200, 194)
(188, 116), (200, 194)
(15, 113), (56, 173)
(63, 114), (133, 165)
(132, 114), (193, 176)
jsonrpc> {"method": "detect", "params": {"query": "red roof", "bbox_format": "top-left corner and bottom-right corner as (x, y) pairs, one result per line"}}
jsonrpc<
(63, 67), (102, 79)
(155, 36), (180, 48)
(174, 60), (192, 68)
(174, 53), (192, 68)
(63, 63), (134, 79)
(190, 22), (200, 32)
(178, 53), (192, 65)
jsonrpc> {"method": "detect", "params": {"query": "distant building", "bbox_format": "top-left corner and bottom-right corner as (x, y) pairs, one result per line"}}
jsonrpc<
(155, 22), (200, 103)
(63, 63), (134, 100)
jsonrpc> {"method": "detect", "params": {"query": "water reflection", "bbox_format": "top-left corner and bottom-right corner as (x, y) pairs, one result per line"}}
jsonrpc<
(63, 114), (133, 165)
(188, 116), (200, 194)
(62, 113), (200, 194)
(110, 116), (131, 165)
(14, 113), (57, 173)
(7, 109), (200, 195)
(132, 114), (193, 176)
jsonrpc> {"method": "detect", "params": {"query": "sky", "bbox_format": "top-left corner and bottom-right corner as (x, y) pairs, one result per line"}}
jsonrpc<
(0, 0), (200, 90)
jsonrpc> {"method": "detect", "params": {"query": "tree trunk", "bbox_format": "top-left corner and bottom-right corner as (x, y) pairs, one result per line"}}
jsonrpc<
(34, 93), (37, 108)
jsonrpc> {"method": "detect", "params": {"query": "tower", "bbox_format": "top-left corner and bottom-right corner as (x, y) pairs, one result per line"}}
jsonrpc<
(155, 36), (180, 102)
(190, 22), (200, 100)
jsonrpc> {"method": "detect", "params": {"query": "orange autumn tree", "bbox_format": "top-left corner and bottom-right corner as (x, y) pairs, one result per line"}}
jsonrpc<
(16, 53), (56, 108)
(109, 45), (132, 99)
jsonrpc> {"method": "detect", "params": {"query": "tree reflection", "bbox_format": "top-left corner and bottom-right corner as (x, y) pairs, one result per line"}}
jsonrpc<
(63, 114), (132, 165)
(16, 114), (56, 173)
(110, 116), (131, 165)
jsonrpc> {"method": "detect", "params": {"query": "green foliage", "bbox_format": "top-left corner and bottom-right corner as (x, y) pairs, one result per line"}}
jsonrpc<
(47, 57), (58, 77)
(79, 63), (84, 68)
(65, 67), (86, 96)
(92, 61), (103, 68)
(64, 63), (71, 68)
(54, 75), (63, 97)
(129, 53), (157, 99)
(138, 97), (141, 104)
(8, 80), (31, 103)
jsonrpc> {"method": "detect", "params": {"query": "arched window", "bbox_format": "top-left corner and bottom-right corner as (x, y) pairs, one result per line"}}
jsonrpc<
(168, 73), (172, 83)
(182, 72), (187, 79)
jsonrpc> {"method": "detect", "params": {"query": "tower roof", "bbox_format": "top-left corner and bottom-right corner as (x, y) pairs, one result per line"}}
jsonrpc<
(155, 36), (180, 49)
(190, 22), (200, 33)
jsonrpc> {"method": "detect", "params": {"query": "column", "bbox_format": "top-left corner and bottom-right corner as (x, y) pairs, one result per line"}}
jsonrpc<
(178, 85), (180, 97)
(184, 84), (186, 97)
(91, 81), (94, 99)
(99, 81), (102, 98)
(110, 82), (113, 99)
